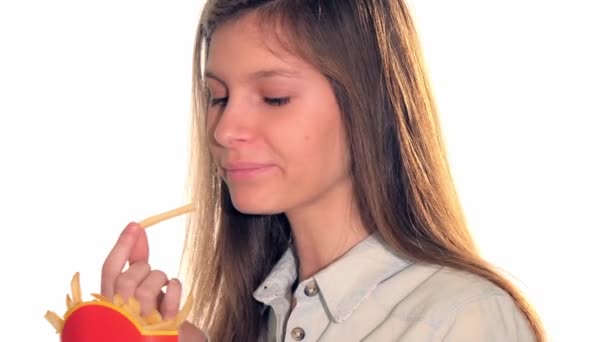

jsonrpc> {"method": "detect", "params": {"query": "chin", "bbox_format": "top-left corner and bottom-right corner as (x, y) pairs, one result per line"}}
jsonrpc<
(232, 201), (283, 215)
(228, 190), (285, 215)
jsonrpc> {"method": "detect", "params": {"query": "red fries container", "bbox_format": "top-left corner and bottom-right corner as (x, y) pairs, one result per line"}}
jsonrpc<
(60, 301), (178, 342)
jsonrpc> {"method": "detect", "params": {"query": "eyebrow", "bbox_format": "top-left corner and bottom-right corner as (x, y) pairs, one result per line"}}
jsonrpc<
(204, 68), (301, 85)
(250, 68), (301, 80)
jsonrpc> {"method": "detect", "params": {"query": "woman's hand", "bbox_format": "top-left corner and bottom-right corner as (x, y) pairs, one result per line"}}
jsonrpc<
(101, 222), (182, 318)
(180, 321), (208, 341)
(101, 222), (206, 341)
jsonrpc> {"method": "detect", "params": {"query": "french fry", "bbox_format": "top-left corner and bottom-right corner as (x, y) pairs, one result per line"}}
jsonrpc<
(127, 297), (141, 316)
(66, 294), (73, 311)
(138, 203), (195, 229)
(71, 272), (82, 305)
(143, 309), (163, 325)
(44, 310), (64, 333)
(90, 293), (111, 302)
(125, 296), (145, 326)
(113, 293), (125, 307)
(145, 292), (193, 331)
(145, 319), (176, 331)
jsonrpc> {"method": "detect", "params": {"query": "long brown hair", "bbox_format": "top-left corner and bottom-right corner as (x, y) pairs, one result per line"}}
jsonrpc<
(182, 0), (546, 341)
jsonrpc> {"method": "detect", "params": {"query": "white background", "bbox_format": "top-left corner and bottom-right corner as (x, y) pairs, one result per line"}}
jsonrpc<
(0, 1), (606, 341)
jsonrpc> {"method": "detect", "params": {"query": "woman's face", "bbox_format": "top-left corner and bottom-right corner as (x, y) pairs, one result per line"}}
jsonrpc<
(205, 12), (351, 215)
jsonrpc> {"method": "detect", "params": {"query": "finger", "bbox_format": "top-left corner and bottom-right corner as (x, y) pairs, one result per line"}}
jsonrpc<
(160, 278), (182, 319)
(101, 223), (143, 298)
(156, 291), (165, 309)
(129, 227), (149, 266)
(114, 262), (152, 302)
(134, 270), (170, 316)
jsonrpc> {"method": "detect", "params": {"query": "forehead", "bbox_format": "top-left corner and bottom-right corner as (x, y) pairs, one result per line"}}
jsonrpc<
(205, 11), (310, 79)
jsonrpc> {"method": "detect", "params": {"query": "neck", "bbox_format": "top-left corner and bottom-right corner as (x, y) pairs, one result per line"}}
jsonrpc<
(286, 179), (371, 280)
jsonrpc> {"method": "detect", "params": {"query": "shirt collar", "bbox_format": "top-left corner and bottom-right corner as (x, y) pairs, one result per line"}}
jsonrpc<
(253, 244), (298, 305)
(253, 232), (412, 322)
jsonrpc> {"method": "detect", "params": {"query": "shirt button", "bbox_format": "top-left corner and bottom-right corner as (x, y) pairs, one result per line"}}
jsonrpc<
(304, 281), (318, 297)
(291, 327), (305, 341)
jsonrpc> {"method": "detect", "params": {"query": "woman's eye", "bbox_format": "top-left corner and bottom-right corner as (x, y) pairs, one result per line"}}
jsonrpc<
(264, 97), (290, 106)
(210, 97), (228, 107)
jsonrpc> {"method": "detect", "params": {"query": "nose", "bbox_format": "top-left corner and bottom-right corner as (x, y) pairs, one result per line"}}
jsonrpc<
(211, 98), (254, 147)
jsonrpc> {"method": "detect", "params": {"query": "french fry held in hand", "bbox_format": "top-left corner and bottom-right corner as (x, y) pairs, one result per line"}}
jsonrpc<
(138, 203), (195, 229)
(45, 204), (196, 342)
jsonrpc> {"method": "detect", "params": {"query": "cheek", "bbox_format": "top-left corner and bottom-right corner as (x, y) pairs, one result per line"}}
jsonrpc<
(205, 117), (223, 162)
(205, 112), (218, 143)
(278, 115), (349, 181)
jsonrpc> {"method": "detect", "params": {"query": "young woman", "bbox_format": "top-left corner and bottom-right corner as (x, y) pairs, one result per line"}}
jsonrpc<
(101, 0), (546, 341)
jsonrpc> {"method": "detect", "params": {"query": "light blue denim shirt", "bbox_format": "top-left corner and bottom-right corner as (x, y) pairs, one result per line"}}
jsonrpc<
(252, 233), (535, 341)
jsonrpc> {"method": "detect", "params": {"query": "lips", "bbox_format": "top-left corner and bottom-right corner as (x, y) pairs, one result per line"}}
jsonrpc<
(61, 302), (178, 342)
(222, 162), (276, 181)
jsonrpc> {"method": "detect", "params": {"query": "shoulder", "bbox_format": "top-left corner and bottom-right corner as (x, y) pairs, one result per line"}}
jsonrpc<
(374, 263), (536, 341)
